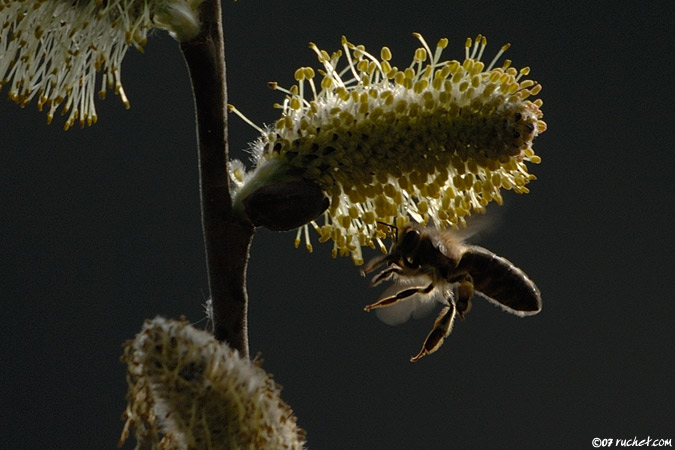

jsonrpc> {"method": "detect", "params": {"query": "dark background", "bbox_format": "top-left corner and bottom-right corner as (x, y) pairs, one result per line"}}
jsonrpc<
(2, 1), (674, 449)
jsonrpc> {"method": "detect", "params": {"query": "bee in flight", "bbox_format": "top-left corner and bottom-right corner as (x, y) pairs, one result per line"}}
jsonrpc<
(361, 224), (542, 362)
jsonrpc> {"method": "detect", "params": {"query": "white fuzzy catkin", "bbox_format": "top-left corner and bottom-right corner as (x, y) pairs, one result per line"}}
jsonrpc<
(0, 0), (203, 129)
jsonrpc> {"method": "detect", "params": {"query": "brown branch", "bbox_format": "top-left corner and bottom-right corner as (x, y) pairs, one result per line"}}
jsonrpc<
(180, 0), (254, 357)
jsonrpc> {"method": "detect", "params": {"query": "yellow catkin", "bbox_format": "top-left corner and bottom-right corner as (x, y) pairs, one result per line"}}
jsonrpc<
(231, 34), (546, 263)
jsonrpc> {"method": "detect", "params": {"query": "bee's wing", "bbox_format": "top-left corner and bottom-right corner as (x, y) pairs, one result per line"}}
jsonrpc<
(373, 282), (444, 326)
(447, 209), (500, 242)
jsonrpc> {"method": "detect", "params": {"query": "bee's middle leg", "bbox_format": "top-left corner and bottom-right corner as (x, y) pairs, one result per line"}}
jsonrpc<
(363, 283), (434, 311)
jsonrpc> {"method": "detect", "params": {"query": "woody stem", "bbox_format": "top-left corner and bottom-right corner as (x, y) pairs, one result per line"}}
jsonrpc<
(180, 0), (254, 357)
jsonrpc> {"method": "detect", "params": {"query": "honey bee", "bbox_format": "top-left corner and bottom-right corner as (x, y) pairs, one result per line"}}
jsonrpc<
(361, 224), (541, 362)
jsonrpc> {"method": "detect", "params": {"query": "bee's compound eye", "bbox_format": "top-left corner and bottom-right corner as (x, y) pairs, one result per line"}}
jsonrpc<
(399, 227), (421, 254)
(243, 181), (329, 231)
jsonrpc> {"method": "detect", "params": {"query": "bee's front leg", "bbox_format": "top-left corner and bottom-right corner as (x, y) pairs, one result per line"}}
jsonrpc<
(369, 265), (403, 286)
(410, 298), (457, 362)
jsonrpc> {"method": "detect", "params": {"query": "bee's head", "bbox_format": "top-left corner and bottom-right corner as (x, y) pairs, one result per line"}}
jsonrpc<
(393, 225), (423, 268)
(397, 225), (420, 252)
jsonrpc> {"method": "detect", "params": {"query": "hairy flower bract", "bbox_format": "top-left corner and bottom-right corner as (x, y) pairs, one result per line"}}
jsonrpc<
(231, 34), (546, 264)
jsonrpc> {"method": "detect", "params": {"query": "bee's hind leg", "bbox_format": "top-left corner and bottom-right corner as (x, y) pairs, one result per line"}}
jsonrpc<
(454, 275), (474, 320)
(410, 300), (457, 362)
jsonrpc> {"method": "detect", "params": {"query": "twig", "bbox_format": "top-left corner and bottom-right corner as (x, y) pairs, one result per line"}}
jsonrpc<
(180, 0), (254, 357)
